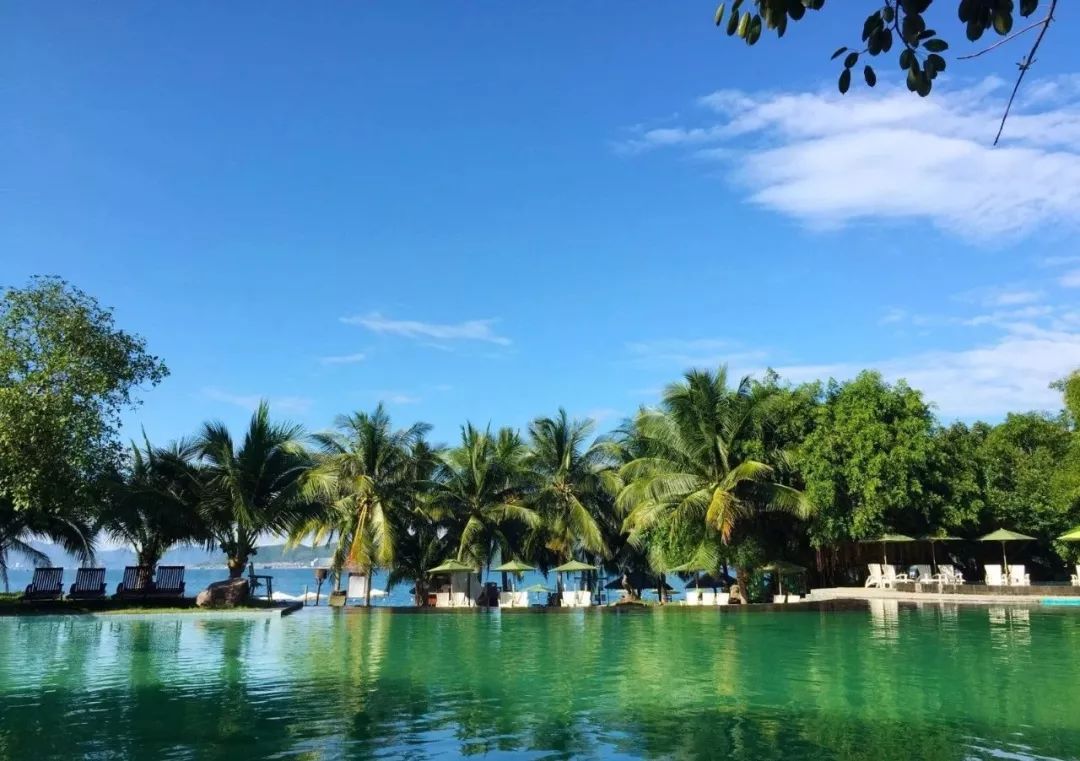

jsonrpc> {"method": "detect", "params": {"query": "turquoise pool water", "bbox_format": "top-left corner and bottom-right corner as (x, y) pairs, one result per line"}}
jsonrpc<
(1, 602), (1078, 759)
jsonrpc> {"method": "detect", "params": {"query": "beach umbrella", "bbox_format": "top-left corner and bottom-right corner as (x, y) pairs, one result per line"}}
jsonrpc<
(918, 534), (963, 572)
(1058, 527), (1080, 542)
(428, 558), (479, 604)
(859, 534), (916, 566)
(493, 559), (535, 592)
(978, 529), (1035, 571)
(552, 559), (596, 597)
(602, 572), (674, 591)
(522, 583), (551, 605)
(760, 561), (806, 596)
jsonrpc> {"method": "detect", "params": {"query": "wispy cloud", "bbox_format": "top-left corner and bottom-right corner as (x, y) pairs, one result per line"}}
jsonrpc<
(616, 76), (1080, 242)
(342, 312), (511, 346)
(201, 387), (313, 414)
(770, 327), (1080, 419)
(318, 352), (367, 365)
(625, 338), (765, 369)
(1060, 269), (1080, 288)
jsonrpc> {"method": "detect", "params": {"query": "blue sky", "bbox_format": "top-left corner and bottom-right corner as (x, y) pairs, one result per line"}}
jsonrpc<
(4, 2), (1080, 447)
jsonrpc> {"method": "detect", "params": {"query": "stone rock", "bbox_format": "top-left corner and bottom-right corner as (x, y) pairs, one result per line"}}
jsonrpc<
(196, 578), (250, 608)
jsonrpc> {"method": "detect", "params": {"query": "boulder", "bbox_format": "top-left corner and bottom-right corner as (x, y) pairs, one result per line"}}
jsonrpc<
(196, 578), (250, 608)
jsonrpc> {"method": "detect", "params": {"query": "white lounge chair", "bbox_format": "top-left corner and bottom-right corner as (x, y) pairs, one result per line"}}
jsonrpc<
(716, 591), (730, 606)
(684, 588), (702, 606)
(1008, 565), (1031, 587)
(1072, 565), (1079, 587)
(499, 591), (514, 607)
(882, 565), (909, 586)
(451, 591), (470, 607)
(927, 563), (964, 584)
(864, 563), (885, 588)
(913, 564), (933, 582)
(435, 591), (451, 607)
(984, 564), (1004, 586)
(700, 590), (716, 605)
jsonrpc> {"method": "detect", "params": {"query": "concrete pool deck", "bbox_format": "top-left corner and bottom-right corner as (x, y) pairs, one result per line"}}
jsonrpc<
(807, 584), (1080, 606)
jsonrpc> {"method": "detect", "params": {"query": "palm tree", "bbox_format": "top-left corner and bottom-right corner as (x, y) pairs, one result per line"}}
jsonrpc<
(0, 497), (94, 592)
(197, 402), (314, 578)
(526, 409), (610, 568)
(288, 405), (430, 605)
(433, 424), (538, 575)
(618, 367), (812, 594)
(100, 436), (208, 569)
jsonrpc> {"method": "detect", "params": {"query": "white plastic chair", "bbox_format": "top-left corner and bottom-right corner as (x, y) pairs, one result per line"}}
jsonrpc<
(684, 588), (702, 606)
(700, 590), (716, 605)
(435, 591), (451, 608)
(451, 591), (469, 607)
(864, 563), (885, 588)
(984, 564), (1004, 586)
(931, 564), (963, 584)
(1008, 565), (1030, 587)
(1071, 565), (1079, 587)
(716, 591), (730, 606)
(913, 564), (933, 582)
(882, 565), (908, 585)
(499, 591), (514, 607)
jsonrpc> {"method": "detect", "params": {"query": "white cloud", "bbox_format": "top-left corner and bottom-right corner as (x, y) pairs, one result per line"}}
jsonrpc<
(879, 307), (908, 325)
(625, 338), (766, 369)
(378, 392), (421, 405)
(584, 408), (621, 425)
(1038, 255), (1080, 268)
(1059, 269), (1080, 288)
(319, 352), (367, 365)
(989, 290), (1043, 306)
(771, 327), (1080, 419)
(342, 312), (511, 346)
(202, 387), (313, 414)
(618, 76), (1080, 242)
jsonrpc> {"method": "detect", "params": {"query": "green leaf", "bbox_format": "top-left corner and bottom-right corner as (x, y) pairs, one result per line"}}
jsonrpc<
(727, 10), (740, 35)
(899, 48), (915, 70)
(927, 53), (946, 72)
(863, 65), (877, 87)
(844, 51), (859, 69)
(923, 38), (949, 52)
(993, 10), (1014, 35)
(831, 46), (848, 60)
(1019, 0), (1039, 17)
(838, 68), (851, 94)
(737, 11), (751, 38)
(714, 3), (725, 26)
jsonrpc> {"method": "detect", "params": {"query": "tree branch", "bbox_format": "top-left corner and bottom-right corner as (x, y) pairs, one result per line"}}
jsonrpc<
(956, 17), (1047, 61)
(994, 0), (1058, 146)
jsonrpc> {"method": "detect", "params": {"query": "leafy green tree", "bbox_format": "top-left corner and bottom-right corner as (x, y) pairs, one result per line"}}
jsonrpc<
(798, 371), (943, 547)
(618, 367), (811, 592)
(979, 412), (1077, 539)
(0, 277), (167, 518)
(100, 437), (209, 569)
(525, 409), (610, 567)
(433, 424), (539, 574)
(288, 405), (430, 605)
(198, 402), (314, 578)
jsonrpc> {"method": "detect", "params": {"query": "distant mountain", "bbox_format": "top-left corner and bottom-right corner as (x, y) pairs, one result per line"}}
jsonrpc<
(21, 541), (333, 569)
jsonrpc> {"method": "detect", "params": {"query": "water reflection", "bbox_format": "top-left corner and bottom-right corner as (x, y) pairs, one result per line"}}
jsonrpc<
(0, 606), (1078, 760)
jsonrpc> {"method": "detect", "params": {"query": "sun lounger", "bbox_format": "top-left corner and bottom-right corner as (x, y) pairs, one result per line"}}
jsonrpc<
(451, 591), (470, 607)
(1008, 565), (1030, 587)
(435, 591), (451, 607)
(148, 566), (185, 598)
(882, 565), (909, 585)
(115, 566), (154, 598)
(684, 588), (702, 606)
(700, 590), (716, 605)
(1072, 565), (1079, 587)
(716, 591), (730, 606)
(984, 564), (1004, 586)
(931, 564), (964, 584)
(68, 568), (107, 600)
(23, 567), (63, 600)
(913, 564), (933, 582)
(864, 563), (885, 588)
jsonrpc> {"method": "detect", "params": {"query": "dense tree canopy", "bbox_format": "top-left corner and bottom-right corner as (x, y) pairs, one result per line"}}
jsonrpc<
(0, 277), (167, 517)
